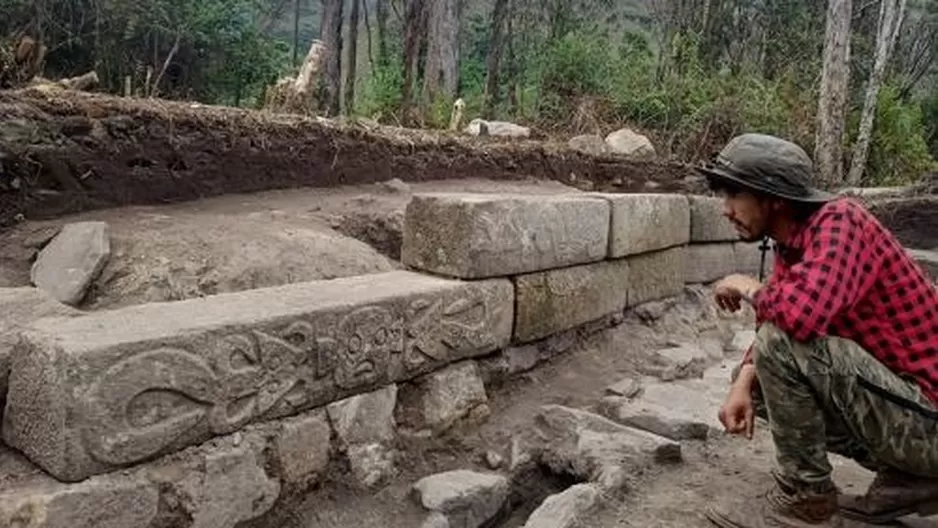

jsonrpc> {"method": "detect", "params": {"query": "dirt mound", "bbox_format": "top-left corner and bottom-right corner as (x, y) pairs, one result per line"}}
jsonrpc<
(0, 88), (703, 228)
(867, 196), (938, 250)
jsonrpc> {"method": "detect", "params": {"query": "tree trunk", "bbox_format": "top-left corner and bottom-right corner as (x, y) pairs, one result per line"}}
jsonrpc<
(814, 0), (853, 186)
(483, 0), (509, 118)
(847, 0), (908, 185)
(376, 0), (390, 68)
(344, 0), (361, 114)
(422, 0), (459, 104)
(401, 0), (427, 123)
(320, 0), (344, 116)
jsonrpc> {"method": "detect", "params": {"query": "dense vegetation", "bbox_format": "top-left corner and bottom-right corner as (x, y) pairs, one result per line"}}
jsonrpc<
(1, 0), (935, 185)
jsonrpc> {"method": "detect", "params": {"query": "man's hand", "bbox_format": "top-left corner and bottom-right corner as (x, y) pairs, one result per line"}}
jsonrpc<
(719, 364), (757, 439)
(714, 274), (762, 312)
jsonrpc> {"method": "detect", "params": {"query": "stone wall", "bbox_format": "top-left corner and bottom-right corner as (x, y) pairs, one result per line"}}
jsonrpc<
(0, 191), (761, 527)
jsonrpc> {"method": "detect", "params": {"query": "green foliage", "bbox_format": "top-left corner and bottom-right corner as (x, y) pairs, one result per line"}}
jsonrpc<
(850, 84), (937, 185)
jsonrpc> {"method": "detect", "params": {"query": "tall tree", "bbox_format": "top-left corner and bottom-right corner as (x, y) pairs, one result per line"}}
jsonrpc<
(375, 0), (389, 68)
(320, 0), (344, 116)
(401, 0), (427, 121)
(422, 0), (459, 103)
(847, 0), (908, 184)
(344, 0), (361, 114)
(815, 0), (853, 185)
(483, 0), (510, 118)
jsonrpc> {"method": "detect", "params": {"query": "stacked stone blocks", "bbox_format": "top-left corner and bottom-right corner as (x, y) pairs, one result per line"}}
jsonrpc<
(0, 191), (765, 527)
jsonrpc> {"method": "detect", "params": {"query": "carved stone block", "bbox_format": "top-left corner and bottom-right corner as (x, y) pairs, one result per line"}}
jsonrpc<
(683, 244), (736, 284)
(402, 193), (610, 278)
(688, 196), (739, 242)
(514, 259), (630, 343)
(589, 193), (690, 257)
(627, 246), (685, 306)
(2, 271), (513, 482)
(734, 242), (775, 277)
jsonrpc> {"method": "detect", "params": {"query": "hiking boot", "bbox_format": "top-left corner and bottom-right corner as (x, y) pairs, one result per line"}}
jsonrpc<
(706, 474), (842, 527)
(838, 469), (938, 524)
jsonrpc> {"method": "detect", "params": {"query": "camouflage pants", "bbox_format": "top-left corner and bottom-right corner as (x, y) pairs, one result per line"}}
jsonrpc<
(733, 323), (938, 493)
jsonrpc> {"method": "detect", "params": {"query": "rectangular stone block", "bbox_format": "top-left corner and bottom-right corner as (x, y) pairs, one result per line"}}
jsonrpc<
(627, 247), (685, 306)
(514, 259), (629, 343)
(734, 242), (776, 277)
(683, 243), (736, 284)
(588, 193), (690, 257)
(688, 196), (739, 242)
(401, 193), (609, 278)
(2, 271), (513, 482)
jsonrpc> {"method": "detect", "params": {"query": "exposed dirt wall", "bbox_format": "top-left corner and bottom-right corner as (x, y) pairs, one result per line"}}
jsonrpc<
(0, 88), (703, 227)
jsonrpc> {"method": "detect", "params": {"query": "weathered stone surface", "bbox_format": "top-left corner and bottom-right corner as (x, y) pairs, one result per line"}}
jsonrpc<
(422, 361), (488, 432)
(735, 242), (775, 276)
(0, 287), (79, 405)
(413, 470), (510, 528)
(523, 483), (600, 528)
(273, 411), (332, 487)
(638, 345), (709, 381)
(599, 372), (730, 441)
(683, 243), (736, 284)
(688, 196), (738, 242)
(589, 193), (689, 257)
(465, 119), (531, 138)
(422, 512), (453, 528)
(402, 193), (609, 278)
(504, 345), (540, 374)
(31, 221), (111, 305)
(514, 259), (629, 342)
(908, 248), (938, 280)
(347, 442), (398, 487)
(605, 378), (643, 398)
(605, 128), (656, 157)
(327, 385), (398, 447)
(532, 405), (681, 491)
(0, 477), (159, 528)
(164, 434), (280, 528)
(568, 134), (611, 156)
(3, 270), (513, 481)
(627, 246), (685, 306)
(729, 330), (756, 355)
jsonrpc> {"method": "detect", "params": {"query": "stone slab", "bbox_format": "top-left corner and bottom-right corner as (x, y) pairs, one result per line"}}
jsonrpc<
(2, 270), (513, 482)
(0, 288), (79, 406)
(734, 242), (775, 277)
(402, 193), (610, 278)
(514, 259), (629, 343)
(413, 470), (510, 528)
(683, 243), (736, 284)
(638, 345), (709, 381)
(588, 193), (690, 257)
(688, 196), (739, 242)
(626, 246), (685, 306)
(523, 483), (600, 528)
(327, 385), (399, 447)
(31, 221), (111, 306)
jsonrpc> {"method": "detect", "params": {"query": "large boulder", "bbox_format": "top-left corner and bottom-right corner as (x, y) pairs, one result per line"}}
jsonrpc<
(605, 128), (656, 157)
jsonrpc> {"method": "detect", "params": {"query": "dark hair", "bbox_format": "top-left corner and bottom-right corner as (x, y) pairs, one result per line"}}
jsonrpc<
(706, 176), (823, 221)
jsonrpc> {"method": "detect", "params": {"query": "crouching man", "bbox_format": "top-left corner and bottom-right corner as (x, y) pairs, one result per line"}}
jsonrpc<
(698, 133), (938, 527)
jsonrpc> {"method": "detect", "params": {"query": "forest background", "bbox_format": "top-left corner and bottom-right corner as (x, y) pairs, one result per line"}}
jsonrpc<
(1, 0), (935, 186)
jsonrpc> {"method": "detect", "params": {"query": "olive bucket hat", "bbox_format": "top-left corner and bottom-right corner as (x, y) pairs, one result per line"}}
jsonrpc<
(695, 133), (835, 203)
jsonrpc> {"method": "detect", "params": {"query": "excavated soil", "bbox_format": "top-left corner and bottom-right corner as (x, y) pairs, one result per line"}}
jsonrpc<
(0, 87), (704, 228)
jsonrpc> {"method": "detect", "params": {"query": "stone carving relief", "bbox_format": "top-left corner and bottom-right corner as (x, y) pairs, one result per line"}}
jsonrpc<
(79, 291), (500, 467)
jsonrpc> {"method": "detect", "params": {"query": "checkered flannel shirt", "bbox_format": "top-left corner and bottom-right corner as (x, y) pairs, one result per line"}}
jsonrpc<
(741, 198), (938, 404)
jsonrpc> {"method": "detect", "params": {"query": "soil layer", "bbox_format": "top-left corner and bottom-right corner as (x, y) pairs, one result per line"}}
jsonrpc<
(0, 88), (703, 227)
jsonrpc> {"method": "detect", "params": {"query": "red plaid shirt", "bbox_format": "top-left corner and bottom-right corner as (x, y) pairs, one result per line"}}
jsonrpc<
(741, 198), (938, 403)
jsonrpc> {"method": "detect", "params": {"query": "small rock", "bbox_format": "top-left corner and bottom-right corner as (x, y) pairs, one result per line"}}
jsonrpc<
(413, 470), (510, 528)
(605, 378), (643, 398)
(422, 512), (452, 528)
(422, 361), (488, 432)
(464, 118), (530, 138)
(273, 411), (332, 487)
(380, 178), (411, 194)
(485, 451), (504, 469)
(605, 128), (655, 157)
(568, 135), (611, 156)
(729, 330), (756, 354)
(505, 345), (540, 374)
(347, 443), (397, 488)
(327, 385), (398, 447)
(31, 221), (110, 306)
(639, 345), (709, 381)
(523, 484), (600, 528)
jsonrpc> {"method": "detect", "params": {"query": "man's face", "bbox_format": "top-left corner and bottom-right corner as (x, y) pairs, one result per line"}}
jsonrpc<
(720, 191), (771, 242)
